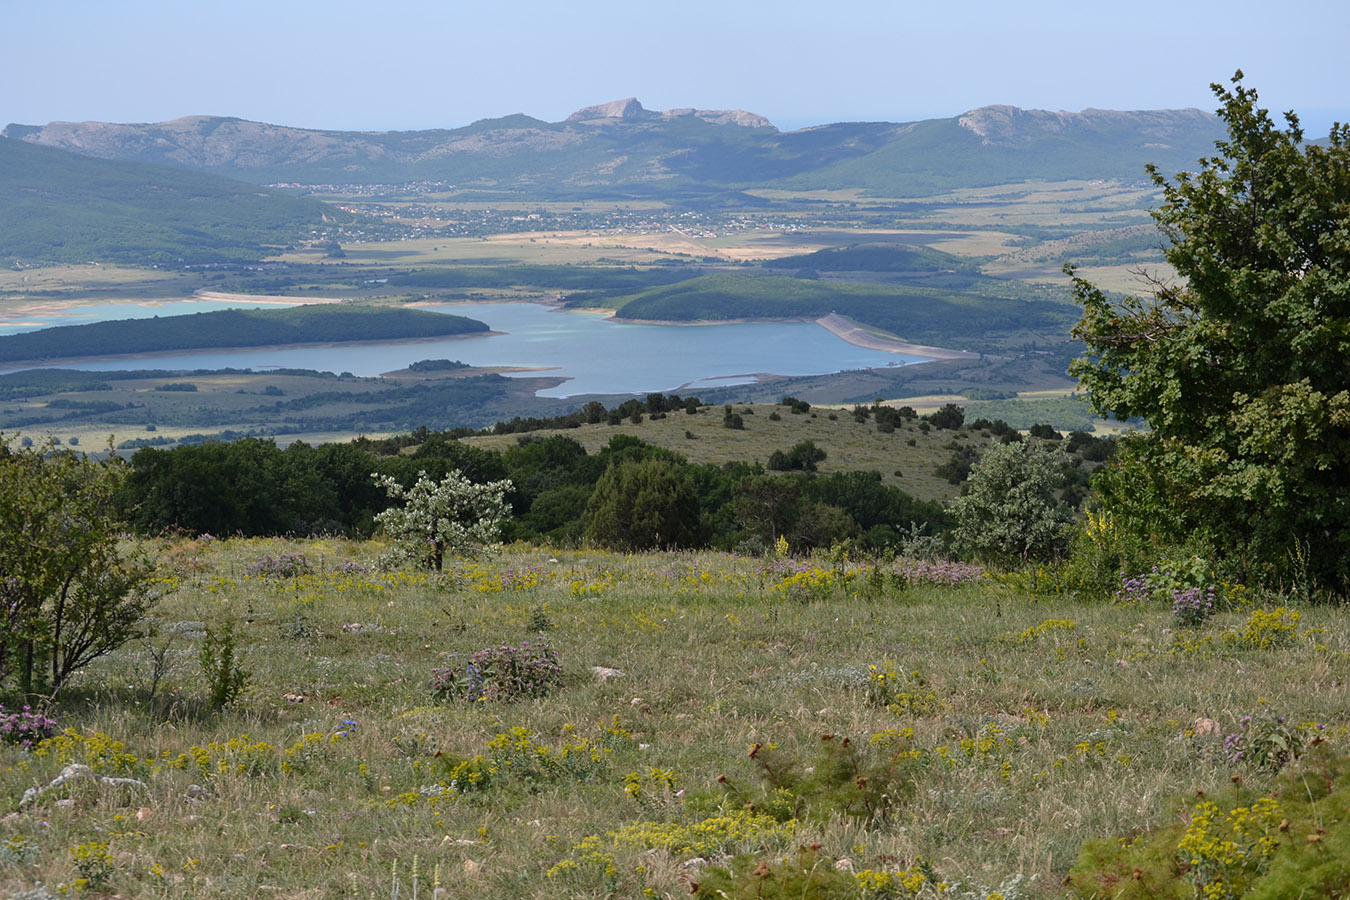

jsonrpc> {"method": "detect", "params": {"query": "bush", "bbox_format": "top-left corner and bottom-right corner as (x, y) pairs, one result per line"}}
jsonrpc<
(950, 440), (1072, 566)
(1068, 744), (1350, 900)
(582, 457), (707, 551)
(924, 403), (965, 430)
(0, 435), (157, 694)
(766, 440), (827, 472)
(243, 552), (314, 578)
(200, 619), (250, 709)
(431, 639), (562, 703)
(0, 705), (59, 749)
(711, 730), (923, 827)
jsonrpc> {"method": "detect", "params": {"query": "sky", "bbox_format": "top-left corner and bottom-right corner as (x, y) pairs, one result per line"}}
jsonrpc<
(6, 0), (1348, 136)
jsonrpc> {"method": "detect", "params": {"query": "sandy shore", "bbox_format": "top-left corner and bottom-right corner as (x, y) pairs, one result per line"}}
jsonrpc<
(192, 291), (346, 306)
(813, 313), (982, 360)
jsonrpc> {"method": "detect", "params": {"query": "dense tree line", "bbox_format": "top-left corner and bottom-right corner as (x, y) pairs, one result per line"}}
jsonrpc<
(116, 432), (951, 554)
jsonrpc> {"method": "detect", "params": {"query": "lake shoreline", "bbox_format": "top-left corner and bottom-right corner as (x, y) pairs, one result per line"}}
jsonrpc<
(813, 313), (981, 360)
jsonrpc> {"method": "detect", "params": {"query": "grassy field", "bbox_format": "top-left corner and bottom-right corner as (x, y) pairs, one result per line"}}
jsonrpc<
(1, 538), (1344, 899)
(465, 403), (1006, 503)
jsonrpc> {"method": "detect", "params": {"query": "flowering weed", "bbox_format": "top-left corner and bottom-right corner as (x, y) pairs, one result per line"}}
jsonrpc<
(0, 706), (58, 750)
(430, 639), (562, 702)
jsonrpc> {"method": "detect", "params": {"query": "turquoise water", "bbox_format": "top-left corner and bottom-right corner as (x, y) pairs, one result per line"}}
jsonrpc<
(2, 300), (926, 398)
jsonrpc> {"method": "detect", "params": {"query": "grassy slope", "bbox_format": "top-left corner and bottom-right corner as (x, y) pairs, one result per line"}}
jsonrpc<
(467, 403), (1006, 504)
(2, 538), (1342, 899)
(0, 138), (344, 265)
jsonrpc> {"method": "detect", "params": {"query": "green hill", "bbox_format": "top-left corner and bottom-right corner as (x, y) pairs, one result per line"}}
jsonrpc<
(593, 272), (1076, 350)
(0, 138), (345, 265)
(0, 304), (487, 364)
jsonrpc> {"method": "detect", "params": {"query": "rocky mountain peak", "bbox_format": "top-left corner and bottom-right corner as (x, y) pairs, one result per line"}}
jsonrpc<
(566, 98), (648, 121)
(565, 99), (774, 129)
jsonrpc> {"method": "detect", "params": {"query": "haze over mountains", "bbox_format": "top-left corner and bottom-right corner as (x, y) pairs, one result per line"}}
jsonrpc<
(4, 99), (1228, 197)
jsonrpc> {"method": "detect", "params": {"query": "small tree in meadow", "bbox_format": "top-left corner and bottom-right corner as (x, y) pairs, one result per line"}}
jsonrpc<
(372, 468), (512, 571)
(950, 440), (1072, 567)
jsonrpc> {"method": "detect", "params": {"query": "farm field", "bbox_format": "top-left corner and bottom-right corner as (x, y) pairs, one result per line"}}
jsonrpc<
(2, 537), (1344, 898)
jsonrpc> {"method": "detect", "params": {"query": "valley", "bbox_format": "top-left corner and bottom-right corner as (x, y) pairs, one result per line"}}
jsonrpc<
(0, 101), (1195, 445)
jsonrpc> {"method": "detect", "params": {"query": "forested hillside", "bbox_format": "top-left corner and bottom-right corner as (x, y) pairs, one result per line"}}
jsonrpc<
(0, 304), (487, 364)
(0, 138), (344, 265)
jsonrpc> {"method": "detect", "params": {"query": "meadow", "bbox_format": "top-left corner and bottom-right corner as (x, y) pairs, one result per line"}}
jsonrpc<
(2, 537), (1344, 899)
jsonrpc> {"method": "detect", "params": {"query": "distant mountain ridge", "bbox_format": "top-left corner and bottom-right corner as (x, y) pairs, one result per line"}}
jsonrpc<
(3, 100), (1228, 197)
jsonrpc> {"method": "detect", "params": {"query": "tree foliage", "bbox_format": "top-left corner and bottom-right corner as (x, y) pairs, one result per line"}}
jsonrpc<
(582, 458), (706, 551)
(0, 436), (157, 694)
(1069, 73), (1350, 590)
(950, 440), (1071, 566)
(372, 469), (512, 571)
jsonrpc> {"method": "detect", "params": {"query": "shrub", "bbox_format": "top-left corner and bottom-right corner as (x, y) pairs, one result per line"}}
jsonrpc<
(693, 848), (948, 900)
(243, 552), (314, 578)
(950, 440), (1072, 566)
(1172, 584), (1219, 626)
(1224, 711), (1310, 773)
(199, 619), (250, 709)
(0, 705), (59, 749)
(431, 639), (562, 703)
(0, 435), (157, 694)
(711, 731), (923, 827)
(1069, 744), (1350, 900)
(1223, 606), (1301, 650)
(582, 457), (706, 551)
(924, 403), (965, 430)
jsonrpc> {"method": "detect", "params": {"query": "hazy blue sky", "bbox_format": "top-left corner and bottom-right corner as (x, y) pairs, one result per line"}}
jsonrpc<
(7, 0), (1348, 135)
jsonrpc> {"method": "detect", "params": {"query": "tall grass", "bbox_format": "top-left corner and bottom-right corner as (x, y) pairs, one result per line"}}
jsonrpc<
(0, 537), (1344, 898)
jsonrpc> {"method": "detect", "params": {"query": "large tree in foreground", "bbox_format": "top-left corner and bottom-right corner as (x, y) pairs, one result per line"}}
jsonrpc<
(1069, 73), (1350, 591)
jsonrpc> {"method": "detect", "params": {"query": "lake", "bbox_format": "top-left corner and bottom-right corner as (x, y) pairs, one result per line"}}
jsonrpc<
(1, 300), (927, 398)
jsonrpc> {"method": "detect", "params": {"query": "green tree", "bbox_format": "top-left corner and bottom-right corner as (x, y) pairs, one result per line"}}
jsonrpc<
(582, 458), (706, 551)
(733, 475), (801, 546)
(950, 440), (1072, 566)
(925, 403), (965, 430)
(767, 440), (827, 472)
(1069, 73), (1350, 590)
(372, 468), (512, 571)
(0, 436), (157, 695)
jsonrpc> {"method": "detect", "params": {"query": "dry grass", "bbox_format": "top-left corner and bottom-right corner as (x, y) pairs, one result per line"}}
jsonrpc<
(464, 402), (997, 503)
(2, 538), (1346, 898)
